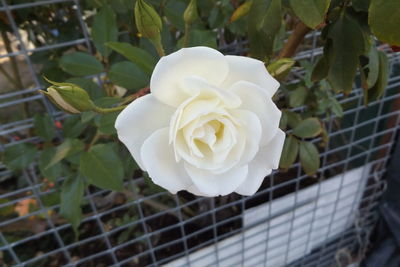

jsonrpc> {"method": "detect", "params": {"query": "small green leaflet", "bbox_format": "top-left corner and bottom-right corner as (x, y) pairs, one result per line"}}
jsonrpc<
(293, 118), (322, 138)
(60, 175), (84, 236)
(279, 135), (299, 169)
(299, 141), (320, 176)
(34, 114), (56, 142)
(290, 0), (330, 29)
(369, 0), (400, 46)
(59, 52), (103, 76)
(80, 144), (124, 191)
(92, 6), (118, 58)
(3, 143), (37, 171)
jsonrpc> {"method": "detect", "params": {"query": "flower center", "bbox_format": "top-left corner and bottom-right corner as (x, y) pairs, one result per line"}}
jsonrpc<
(170, 94), (243, 172)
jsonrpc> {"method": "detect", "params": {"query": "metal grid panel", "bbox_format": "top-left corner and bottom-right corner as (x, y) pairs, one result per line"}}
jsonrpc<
(0, 1), (399, 266)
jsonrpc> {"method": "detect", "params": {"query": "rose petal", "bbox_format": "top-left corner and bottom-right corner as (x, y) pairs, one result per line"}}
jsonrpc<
(151, 46), (229, 107)
(229, 109), (262, 165)
(176, 114), (241, 171)
(140, 127), (192, 194)
(230, 81), (281, 146)
(185, 163), (248, 196)
(235, 169), (272, 196)
(221, 55), (280, 96)
(186, 184), (213, 197)
(115, 95), (174, 170)
(181, 75), (241, 108)
(179, 98), (221, 128)
(235, 129), (285, 195)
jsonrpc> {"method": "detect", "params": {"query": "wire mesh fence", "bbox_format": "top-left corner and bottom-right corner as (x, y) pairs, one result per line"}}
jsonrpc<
(0, 0), (399, 266)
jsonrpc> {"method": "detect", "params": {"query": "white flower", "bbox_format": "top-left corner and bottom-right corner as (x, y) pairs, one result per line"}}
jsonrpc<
(115, 46), (285, 196)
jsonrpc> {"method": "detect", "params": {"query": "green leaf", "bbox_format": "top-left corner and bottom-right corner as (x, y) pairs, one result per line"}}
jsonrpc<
(39, 147), (62, 181)
(95, 112), (118, 135)
(279, 110), (288, 130)
(109, 61), (148, 90)
(248, 0), (282, 61)
(59, 52), (103, 76)
(46, 138), (84, 169)
(93, 96), (122, 108)
(293, 118), (322, 138)
(184, 30), (218, 49)
(289, 86), (308, 108)
(80, 144), (124, 191)
(81, 111), (97, 124)
(290, 0), (330, 29)
(230, 0), (253, 23)
(352, 0), (370, 12)
(121, 147), (139, 179)
(367, 50), (389, 103)
(3, 143), (36, 171)
(66, 77), (105, 100)
(299, 60), (314, 87)
(92, 6), (118, 58)
(106, 42), (157, 75)
(321, 124), (329, 144)
(208, 5), (225, 29)
(46, 141), (71, 169)
(60, 175), (84, 235)
(327, 11), (366, 94)
(34, 114), (55, 142)
(41, 191), (61, 207)
(164, 0), (186, 31)
(110, 0), (134, 13)
(273, 21), (287, 53)
(331, 98), (343, 117)
(369, 0), (400, 46)
(364, 45), (380, 89)
(299, 141), (320, 175)
(279, 135), (299, 169)
(311, 56), (329, 82)
(267, 58), (296, 80)
(285, 110), (302, 128)
(63, 115), (87, 138)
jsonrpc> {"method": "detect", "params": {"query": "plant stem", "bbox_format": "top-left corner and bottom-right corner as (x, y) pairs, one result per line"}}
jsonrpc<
(120, 87), (150, 105)
(277, 21), (311, 59)
(87, 131), (101, 150)
(152, 38), (165, 57)
(92, 105), (127, 114)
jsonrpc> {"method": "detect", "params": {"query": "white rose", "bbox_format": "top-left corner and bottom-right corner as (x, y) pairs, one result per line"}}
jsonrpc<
(115, 46), (285, 196)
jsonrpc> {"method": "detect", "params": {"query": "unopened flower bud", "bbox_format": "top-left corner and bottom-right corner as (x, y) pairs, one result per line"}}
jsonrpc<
(267, 58), (296, 80)
(134, 0), (162, 42)
(183, 0), (198, 25)
(40, 79), (94, 114)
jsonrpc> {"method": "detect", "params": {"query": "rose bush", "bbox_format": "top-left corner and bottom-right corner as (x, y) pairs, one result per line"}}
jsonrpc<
(115, 46), (285, 196)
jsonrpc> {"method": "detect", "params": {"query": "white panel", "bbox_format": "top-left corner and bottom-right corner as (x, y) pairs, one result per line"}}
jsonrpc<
(165, 165), (369, 267)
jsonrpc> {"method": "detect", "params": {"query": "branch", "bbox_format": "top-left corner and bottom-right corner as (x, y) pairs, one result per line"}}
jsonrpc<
(278, 21), (311, 59)
(121, 87), (150, 105)
(92, 104), (128, 114)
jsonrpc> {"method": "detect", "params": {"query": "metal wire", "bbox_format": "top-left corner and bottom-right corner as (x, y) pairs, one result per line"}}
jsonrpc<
(0, 1), (399, 266)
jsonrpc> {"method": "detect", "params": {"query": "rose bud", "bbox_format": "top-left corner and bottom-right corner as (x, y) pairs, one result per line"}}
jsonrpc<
(134, 0), (162, 42)
(40, 79), (94, 114)
(183, 0), (198, 25)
